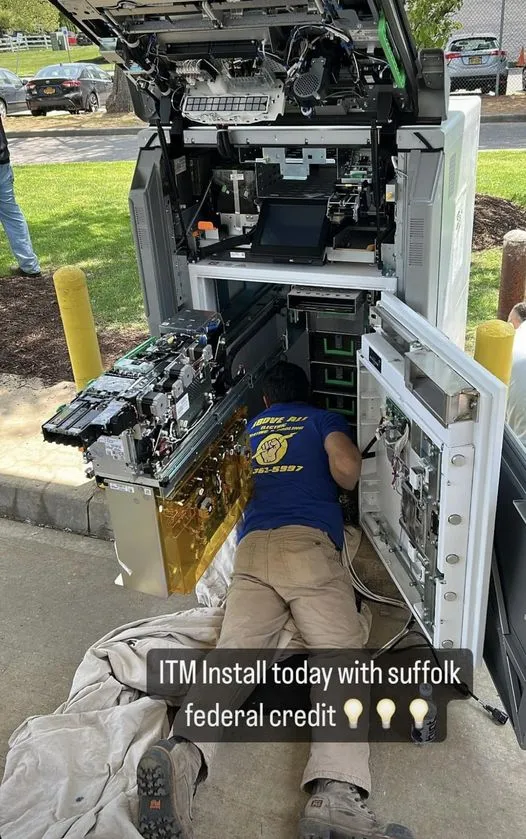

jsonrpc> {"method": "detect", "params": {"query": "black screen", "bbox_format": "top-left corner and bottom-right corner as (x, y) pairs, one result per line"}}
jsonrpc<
(257, 201), (328, 249)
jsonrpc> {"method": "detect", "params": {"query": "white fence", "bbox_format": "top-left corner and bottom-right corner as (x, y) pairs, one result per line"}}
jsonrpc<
(0, 34), (52, 53)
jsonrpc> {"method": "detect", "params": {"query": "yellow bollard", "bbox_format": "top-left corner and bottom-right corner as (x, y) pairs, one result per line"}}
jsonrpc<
(53, 266), (103, 391)
(474, 319), (515, 385)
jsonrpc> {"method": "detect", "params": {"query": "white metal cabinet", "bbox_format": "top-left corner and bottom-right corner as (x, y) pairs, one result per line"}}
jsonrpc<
(358, 292), (506, 665)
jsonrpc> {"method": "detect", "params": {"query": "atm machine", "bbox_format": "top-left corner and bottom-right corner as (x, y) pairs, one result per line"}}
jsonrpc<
(45, 0), (526, 743)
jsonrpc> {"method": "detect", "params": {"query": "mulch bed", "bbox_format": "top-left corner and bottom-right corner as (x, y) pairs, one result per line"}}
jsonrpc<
(473, 194), (526, 251)
(1, 192), (525, 383)
(480, 92), (526, 116)
(0, 273), (147, 385)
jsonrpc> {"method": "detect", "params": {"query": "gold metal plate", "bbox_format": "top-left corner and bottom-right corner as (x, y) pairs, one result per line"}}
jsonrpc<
(157, 409), (252, 594)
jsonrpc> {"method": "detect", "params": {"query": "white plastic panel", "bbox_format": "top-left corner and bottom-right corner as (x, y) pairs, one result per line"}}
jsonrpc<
(358, 292), (506, 665)
(189, 259), (395, 310)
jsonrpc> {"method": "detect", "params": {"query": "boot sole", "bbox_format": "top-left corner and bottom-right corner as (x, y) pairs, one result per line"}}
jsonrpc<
(298, 818), (414, 839)
(137, 745), (187, 839)
(298, 816), (371, 839)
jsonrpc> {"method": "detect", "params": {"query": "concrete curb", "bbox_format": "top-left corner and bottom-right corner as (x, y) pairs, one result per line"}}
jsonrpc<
(0, 474), (113, 540)
(5, 114), (526, 139)
(480, 113), (526, 123)
(8, 127), (141, 138)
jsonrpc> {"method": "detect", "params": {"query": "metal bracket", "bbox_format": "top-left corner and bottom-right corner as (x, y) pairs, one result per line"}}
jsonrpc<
(261, 147), (327, 180)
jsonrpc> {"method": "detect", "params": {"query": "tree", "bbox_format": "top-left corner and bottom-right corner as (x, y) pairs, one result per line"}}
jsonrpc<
(0, 0), (60, 33)
(406, 0), (463, 50)
(105, 65), (134, 113)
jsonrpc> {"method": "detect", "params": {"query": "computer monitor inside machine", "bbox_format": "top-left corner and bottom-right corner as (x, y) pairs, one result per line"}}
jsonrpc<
(251, 198), (330, 265)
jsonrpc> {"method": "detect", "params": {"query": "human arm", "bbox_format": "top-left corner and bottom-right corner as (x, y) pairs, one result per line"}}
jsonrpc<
(324, 431), (362, 490)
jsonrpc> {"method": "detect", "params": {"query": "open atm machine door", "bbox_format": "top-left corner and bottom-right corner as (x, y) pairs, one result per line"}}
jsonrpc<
(357, 292), (507, 667)
(485, 427), (526, 748)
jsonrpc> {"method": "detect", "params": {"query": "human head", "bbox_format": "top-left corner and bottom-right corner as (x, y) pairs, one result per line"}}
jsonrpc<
(262, 361), (310, 407)
(508, 302), (526, 330)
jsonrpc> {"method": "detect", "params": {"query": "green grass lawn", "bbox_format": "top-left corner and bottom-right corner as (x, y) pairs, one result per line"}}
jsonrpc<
(1, 161), (143, 330)
(2, 151), (524, 335)
(477, 150), (526, 207)
(1, 46), (112, 78)
(468, 150), (526, 347)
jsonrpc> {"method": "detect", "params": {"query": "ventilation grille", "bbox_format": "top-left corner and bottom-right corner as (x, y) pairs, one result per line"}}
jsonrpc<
(293, 72), (320, 98)
(133, 205), (149, 252)
(408, 217), (425, 267)
(184, 95), (269, 113)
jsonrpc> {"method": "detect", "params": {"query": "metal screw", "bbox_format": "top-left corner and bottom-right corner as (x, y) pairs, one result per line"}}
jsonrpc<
(441, 640), (454, 648)
(446, 553), (460, 564)
(444, 592), (457, 601)
(451, 454), (465, 466)
(448, 514), (462, 525)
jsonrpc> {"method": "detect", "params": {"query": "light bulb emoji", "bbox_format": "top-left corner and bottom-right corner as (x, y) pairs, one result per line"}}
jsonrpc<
(409, 698), (429, 730)
(343, 698), (363, 729)
(376, 698), (396, 729)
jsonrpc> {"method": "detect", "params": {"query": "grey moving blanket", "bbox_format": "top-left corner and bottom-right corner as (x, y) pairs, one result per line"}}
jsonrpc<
(0, 528), (366, 838)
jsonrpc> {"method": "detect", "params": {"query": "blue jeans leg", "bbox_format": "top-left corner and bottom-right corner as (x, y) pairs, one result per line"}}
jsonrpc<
(0, 162), (40, 273)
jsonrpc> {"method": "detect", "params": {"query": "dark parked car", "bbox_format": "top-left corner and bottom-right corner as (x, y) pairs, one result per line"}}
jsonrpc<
(25, 63), (112, 116)
(0, 68), (28, 117)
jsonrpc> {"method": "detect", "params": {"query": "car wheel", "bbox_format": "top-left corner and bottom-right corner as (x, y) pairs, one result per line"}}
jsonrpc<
(0, 99), (7, 119)
(498, 77), (508, 96)
(86, 92), (99, 113)
(31, 109), (47, 117)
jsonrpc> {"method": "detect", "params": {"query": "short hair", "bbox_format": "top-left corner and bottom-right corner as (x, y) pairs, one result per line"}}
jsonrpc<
(262, 361), (310, 405)
(510, 302), (526, 323)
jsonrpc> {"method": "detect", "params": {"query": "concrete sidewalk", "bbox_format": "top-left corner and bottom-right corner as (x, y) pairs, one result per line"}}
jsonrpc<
(1, 516), (525, 839)
(0, 374), (111, 539)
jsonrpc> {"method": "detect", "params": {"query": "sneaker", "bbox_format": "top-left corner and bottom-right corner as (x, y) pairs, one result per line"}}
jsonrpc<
(299, 779), (415, 839)
(137, 737), (202, 839)
(10, 267), (42, 278)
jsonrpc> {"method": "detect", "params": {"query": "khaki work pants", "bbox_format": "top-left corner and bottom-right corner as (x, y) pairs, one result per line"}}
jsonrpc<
(173, 525), (371, 794)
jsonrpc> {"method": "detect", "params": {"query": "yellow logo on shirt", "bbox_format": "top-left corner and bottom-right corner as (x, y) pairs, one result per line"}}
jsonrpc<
(254, 433), (290, 465)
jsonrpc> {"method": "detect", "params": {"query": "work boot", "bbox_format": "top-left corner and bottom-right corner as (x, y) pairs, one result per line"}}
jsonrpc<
(137, 737), (203, 839)
(299, 779), (415, 839)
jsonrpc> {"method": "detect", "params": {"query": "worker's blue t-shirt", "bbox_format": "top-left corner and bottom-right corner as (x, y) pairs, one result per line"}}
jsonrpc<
(239, 402), (351, 549)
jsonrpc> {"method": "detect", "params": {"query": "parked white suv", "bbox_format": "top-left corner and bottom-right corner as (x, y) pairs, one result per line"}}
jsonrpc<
(445, 32), (508, 95)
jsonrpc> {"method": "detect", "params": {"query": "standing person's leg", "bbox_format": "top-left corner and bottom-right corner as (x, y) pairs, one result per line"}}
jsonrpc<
(137, 530), (291, 839)
(0, 163), (40, 275)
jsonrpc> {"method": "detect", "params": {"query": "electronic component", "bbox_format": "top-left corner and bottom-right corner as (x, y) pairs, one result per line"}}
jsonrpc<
(43, 311), (222, 481)
(288, 287), (365, 315)
(251, 198), (330, 264)
(181, 64), (285, 125)
(42, 301), (284, 597)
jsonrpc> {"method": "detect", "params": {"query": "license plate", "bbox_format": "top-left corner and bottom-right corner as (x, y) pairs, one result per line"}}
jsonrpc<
(469, 56), (482, 65)
(43, 86), (56, 94)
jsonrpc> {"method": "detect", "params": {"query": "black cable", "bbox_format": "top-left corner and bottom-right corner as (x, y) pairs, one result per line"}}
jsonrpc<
(382, 632), (508, 726)
(154, 118), (196, 256)
(361, 434), (378, 458)
(185, 177), (213, 235)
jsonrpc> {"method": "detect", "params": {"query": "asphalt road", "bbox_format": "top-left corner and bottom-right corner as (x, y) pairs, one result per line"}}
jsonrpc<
(9, 133), (141, 164)
(7, 119), (526, 166)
